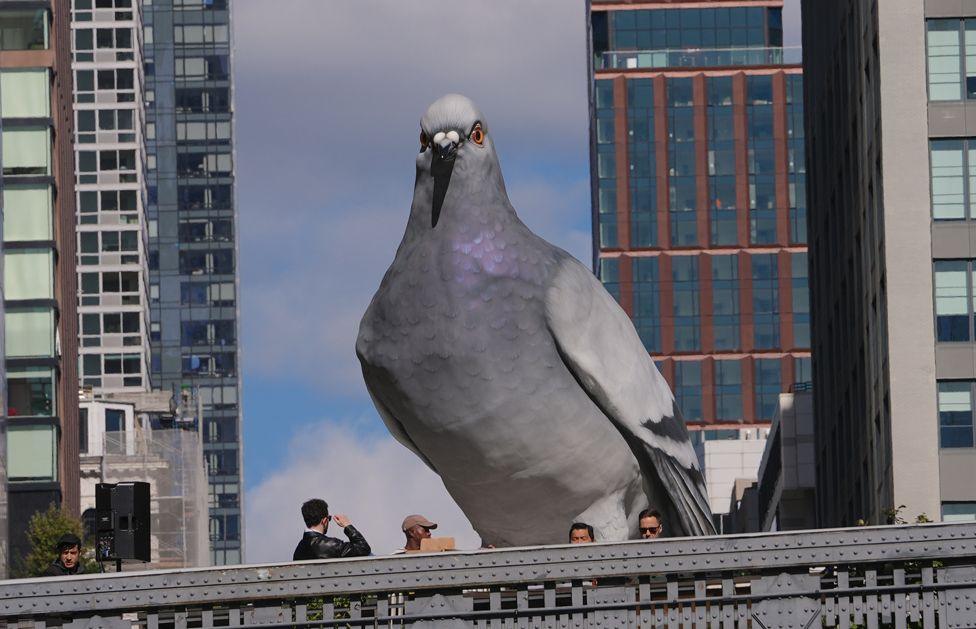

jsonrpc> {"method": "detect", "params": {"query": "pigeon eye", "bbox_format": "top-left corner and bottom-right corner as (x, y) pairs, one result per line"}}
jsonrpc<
(470, 124), (485, 146)
(420, 131), (429, 152)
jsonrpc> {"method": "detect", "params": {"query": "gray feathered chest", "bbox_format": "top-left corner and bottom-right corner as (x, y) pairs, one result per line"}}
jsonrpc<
(358, 219), (564, 428)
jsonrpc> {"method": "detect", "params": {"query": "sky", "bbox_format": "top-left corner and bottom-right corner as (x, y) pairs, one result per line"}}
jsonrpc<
(234, 0), (803, 562)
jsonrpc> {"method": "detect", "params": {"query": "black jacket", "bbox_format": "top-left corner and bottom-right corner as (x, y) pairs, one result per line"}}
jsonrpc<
(43, 560), (84, 577)
(293, 526), (371, 560)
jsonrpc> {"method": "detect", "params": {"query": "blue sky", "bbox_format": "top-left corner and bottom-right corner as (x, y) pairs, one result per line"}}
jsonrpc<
(233, 0), (802, 561)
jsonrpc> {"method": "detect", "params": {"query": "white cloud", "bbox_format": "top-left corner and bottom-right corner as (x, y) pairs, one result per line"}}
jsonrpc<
(245, 420), (481, 563)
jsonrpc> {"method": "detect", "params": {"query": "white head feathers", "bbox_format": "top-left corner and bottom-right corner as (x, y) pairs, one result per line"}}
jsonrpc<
(421, 94), (486, 136)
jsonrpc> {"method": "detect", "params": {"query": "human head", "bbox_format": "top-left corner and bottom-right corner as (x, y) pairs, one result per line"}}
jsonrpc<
(55, 533), (81, 568)
(402, 514), (437, 549)
(568, 522), (595, 544)
(301, 499), (330, 529)
(638, 509), (663, 539)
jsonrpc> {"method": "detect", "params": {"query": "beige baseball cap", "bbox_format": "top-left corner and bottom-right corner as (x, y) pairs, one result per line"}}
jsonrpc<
(401, 514), (438, 531)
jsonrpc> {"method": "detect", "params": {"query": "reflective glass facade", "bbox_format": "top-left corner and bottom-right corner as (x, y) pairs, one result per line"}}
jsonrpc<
(143, 0), (241, 565)
(588, 0), (809, 432)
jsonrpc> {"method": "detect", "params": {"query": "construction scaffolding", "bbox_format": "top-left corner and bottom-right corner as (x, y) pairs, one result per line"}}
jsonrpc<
(100, 428), (209, 569)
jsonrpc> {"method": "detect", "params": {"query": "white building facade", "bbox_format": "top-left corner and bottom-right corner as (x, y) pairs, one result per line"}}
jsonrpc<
(70, 0), (152, 394)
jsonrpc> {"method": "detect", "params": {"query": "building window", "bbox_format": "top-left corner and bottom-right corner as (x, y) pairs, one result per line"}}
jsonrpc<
(934, 260), (971, 341)
(3, 184), (53, 241)
(177, 152), (233, 178)
(715, 359), (743, 421)
(176, 87), (230, 114)
(208, 482), (240, 508)
(606, 7), (770, 52)
(0, 69), (50, 117)
(711, 254), (740, 350)
(181, 281), (235, 307)
(674, 360), (702, 422)
(79, 408), (89, 455)
(174, 24), (230, 45)
(7, 367), (55, 417)
(668, 77), (697, 246)
(1, 127), (50, 176)
(794, 356), (812, 385)
(752, 254), (780, 349)
(205, 417), (238, 444)
(747, 76), (776, 244)
(181, 320), (236, 347)
(707, 76), (737, 246)
(4, 307), (55, 358)
(595, 80), (617, 248)
(7, 424), (57, 482)
(755, 358), (781, 420)
(176, 121), (232, 143)
(206, 450), (239, 476)
(0, 9), (49, 51)
(942, 502), (976, 522)
(937, 381), (975, 448)
(787, 75), (806, 244)
(105, 408), (126, 454)
(178, 218), (233, 243)
(633, 258), (660, 352)
(672, 255), (700, 351)
(627, 78), (656, 247)
(183, 353), (236, 377)
(82, 509), (97, 542)
(175, 55), (229, 80)
(930, 140), (969, 220)
(792, 252), (810, 347)
(926, 19), (976, 101)
(600, 258), (620, 303)
(179, 250), (234, 275)
(4, 249), (53, 300)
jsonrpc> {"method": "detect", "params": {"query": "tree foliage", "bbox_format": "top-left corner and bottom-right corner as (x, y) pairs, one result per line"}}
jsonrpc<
(13, 503), (99, 578)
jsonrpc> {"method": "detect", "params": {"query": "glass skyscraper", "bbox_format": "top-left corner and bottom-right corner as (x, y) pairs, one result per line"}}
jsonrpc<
(587, 2), (809, 438)
(142, 0), (241, 564)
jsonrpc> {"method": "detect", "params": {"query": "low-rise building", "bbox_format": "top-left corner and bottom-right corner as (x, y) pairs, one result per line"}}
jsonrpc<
(694, 427), (768, 518)
(79, 388), (209, 569)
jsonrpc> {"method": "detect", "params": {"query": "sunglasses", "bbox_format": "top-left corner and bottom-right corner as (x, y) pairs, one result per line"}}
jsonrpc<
(640, 526), (660, 534)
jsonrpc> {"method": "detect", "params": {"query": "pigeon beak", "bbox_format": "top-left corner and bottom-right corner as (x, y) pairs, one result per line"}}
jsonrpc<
(435, 138), (458, 161)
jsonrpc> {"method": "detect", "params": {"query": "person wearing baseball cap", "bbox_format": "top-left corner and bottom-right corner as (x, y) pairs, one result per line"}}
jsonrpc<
(400, 514), (437, 552)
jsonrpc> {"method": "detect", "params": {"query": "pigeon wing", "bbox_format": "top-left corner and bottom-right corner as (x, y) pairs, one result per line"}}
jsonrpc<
(544, 256), (716, 536)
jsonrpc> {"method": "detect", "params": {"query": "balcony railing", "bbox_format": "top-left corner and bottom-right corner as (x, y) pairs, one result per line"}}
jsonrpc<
(1, 522), (975, 627)
(596, 45), (803, 71)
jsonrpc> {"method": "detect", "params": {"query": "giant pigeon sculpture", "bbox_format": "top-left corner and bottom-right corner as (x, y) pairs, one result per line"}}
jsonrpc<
(357, 94), (715, 545)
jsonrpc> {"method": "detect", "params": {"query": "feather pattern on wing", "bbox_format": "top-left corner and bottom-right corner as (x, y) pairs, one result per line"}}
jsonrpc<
(544, 256), (716, 536)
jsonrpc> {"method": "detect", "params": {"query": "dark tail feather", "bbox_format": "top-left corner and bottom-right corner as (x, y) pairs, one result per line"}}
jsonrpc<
(647, 447), (716, 536)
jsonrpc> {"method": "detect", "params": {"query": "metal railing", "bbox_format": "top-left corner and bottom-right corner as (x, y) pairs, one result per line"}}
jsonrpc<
(1, 522), (975, 627)
(596, 45), (803, 71)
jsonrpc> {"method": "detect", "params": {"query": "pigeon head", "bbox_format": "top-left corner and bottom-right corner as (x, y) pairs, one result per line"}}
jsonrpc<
(410, 94), (511, 231)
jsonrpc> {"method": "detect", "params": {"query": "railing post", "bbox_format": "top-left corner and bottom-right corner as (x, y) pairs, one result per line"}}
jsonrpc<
(750, 572), (821, 629)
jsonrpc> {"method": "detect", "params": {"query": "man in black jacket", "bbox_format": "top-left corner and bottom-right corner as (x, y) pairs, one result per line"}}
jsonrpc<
(44, 533), (86, 576)
(292, 498), (371, 560)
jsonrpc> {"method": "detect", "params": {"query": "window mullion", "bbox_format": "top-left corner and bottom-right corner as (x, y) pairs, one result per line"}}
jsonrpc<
(962, 20), (967, 100)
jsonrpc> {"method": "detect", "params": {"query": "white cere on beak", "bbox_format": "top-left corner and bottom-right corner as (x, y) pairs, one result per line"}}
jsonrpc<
(446, 130), (460, 144)
(433, 131), (446, 144)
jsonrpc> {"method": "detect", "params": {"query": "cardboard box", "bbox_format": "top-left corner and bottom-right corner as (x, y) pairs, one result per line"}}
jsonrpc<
(406, 537), (456, 553)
